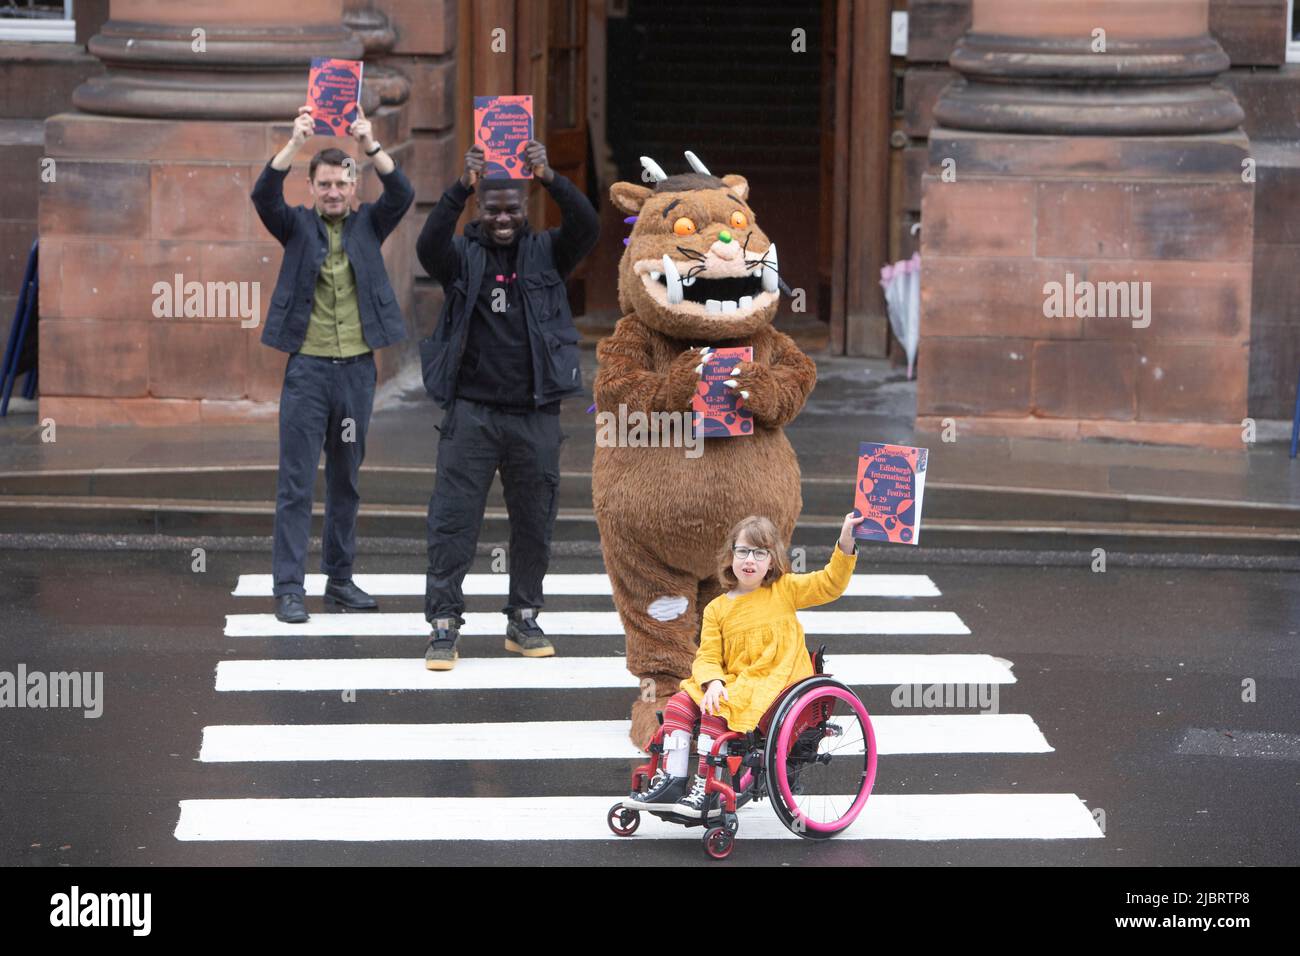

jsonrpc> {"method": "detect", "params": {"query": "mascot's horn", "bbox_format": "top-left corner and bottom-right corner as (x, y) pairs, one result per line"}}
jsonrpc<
(640, 155), (668, 182)
(684, 150), (711, 176)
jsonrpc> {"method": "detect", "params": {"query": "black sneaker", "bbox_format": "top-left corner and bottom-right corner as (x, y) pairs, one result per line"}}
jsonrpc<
(505, 608), (554, 658)
(625, 769), (688, 809)
(425, 619), (460, 672)
(674, 774), (713, 818)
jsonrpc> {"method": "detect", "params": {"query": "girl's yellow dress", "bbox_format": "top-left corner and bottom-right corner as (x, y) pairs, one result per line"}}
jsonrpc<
(679, 544), (858, 732)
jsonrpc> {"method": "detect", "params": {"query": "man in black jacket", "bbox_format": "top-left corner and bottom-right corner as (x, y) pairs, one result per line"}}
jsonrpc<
(417, 139), (598, 670)
(251, 103), (414, 623)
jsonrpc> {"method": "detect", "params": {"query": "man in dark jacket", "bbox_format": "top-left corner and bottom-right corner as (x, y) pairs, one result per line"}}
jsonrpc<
(417, 139), (598, 670)
(251, 103), (414, 623)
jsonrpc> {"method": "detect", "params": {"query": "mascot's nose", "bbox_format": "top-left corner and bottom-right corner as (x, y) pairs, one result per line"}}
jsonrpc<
(710, 231), (742, 260)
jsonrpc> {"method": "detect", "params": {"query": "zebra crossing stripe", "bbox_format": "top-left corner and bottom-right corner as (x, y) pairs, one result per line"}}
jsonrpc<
(196, 714), (1052, 762)
(214, 654), (1016, 692)
(174, 793), (1102, 841)
(231, 573), (942, 598)
(222, 610), (971, 638)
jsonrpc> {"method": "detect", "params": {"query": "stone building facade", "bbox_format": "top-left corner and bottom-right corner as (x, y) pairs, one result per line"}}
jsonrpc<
(1, 0), (1296, 447)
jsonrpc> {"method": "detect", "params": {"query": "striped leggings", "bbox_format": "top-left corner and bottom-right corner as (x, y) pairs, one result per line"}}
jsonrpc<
(662, 690), (730, 776)
(662, 690), (730, 737)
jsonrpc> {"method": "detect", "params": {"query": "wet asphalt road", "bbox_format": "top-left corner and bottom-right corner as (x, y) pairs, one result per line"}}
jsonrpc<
(0, 544), (1296, 867)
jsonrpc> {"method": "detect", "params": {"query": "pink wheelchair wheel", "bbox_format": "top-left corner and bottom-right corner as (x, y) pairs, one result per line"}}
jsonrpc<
(769, 684), (877, 838)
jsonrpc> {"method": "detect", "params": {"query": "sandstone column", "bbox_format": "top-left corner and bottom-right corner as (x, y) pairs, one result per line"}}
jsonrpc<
(917, 0), (1253, 449)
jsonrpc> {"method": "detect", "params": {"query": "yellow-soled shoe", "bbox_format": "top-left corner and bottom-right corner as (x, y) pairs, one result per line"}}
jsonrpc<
(504, 608), (554, 657)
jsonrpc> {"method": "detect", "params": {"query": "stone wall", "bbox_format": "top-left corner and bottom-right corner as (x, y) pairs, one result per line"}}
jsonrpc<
(0, 41), (102, 367)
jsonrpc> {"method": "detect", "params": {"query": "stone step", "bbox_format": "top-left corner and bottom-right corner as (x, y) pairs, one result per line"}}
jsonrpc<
(2, 467), (1298, 533)
(2, 495), (1298, 557)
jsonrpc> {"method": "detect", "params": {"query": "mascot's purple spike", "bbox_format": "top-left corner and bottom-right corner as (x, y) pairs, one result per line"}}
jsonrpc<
(592, 149), (818, 752)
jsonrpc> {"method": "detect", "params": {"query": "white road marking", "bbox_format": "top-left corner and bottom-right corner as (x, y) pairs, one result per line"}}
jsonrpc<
(214, 654), (1016, 692)
(232, 572), (943, 598)
(175, 793), (1103, 841)
(222, 610), (970, 638)
(197, 714), (1051, 762)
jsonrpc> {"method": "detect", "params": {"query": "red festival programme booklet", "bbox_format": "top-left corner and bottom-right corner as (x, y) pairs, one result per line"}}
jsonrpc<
(853, 441), (928, 545)
(474, 95), (534, 179)
(692, 346), (754, 438)
(308, 57), (363, 136)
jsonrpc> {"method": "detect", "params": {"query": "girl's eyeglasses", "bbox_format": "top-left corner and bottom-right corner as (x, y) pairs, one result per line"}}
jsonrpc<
(732, 546), (771, 561)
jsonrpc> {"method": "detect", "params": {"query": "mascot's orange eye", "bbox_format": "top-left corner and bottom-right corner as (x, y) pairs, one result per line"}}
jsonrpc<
(730, 211), (748, 229)
(673, 216), (697, 236)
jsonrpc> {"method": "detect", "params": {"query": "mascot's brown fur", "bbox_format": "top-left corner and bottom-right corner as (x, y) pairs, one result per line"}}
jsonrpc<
(592, 152), (817, 752)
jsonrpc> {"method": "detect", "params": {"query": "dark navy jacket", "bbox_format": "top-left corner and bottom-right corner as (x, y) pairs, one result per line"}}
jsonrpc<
(250, 160), (415, 353)
(416, 174), (599, 410)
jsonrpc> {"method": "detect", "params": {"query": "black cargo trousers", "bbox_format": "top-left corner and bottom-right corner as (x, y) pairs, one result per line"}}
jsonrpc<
(424, 397), (565, 625)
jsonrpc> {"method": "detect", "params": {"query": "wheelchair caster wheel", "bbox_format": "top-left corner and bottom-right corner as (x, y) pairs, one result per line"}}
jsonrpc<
(607, 803), (641, 837)
(704, 825), (735, 860)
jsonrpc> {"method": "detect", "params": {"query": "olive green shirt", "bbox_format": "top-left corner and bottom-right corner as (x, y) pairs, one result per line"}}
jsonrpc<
(299, 208), (371, 358)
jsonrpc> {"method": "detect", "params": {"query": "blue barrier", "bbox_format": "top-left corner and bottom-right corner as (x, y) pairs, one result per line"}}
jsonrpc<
(1, 239), (38, 416)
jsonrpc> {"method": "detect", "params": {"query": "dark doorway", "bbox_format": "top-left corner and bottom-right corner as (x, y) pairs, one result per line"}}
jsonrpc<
(588, 0), (826, 338)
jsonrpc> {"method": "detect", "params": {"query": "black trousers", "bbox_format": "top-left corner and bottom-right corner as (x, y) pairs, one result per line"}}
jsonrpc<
(272, 352), (376, 597)
(425, 398), (564, 624)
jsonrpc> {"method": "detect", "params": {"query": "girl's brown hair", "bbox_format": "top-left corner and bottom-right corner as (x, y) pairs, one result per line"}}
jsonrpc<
(715, 515), (791, 591)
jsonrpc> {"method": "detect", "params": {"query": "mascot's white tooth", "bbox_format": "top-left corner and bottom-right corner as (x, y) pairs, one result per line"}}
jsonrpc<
(739, 295), (753, 309)
(706, 299), (721, 313)
(662, 254), (683, 305)
(751, 267), (762, 278)
(722, 300), (737, 313)
(762, 243), (779, 293)
(650, 271), (660, 281)
(682, 275), (695, 287)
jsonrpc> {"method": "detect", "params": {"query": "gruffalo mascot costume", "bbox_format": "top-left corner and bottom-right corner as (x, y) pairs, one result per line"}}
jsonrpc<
(592, 151), (817, 751)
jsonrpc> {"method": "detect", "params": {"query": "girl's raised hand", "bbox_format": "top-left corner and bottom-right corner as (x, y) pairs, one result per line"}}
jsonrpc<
(701, 679), (729, 716)
(840, 510), (867, 553)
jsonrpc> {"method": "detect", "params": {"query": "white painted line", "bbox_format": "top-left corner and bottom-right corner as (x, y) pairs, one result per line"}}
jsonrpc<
(232, 573), (942, 598)
(222, 610), (969, 638)
(197, 714), (1051, 762)
(175, 793), (1102, 841)
(215, 654), (1016, 692)
(872, 714), (1052, 754)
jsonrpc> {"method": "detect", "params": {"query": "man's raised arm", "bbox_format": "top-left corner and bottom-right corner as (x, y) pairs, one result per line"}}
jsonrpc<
(523, 139), (600, 279)
(348, 104), (413, 240)
(251, 104), (315, 244)
(416, 144), (484, 287)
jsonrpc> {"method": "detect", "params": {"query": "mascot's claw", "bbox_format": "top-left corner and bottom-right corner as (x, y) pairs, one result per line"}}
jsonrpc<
(692, 346), (714, 377)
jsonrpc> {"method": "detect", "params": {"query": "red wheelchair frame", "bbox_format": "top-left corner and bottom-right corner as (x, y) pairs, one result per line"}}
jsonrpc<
(608, 646), (878, 859)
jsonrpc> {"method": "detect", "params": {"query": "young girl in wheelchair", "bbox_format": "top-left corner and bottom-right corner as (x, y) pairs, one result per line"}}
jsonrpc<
(626, 510), (866, 817)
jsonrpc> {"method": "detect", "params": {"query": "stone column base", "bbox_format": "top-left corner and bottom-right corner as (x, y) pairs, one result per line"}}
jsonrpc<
(917, 127), (1253, 453)
(915, 415), (1247, 451)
